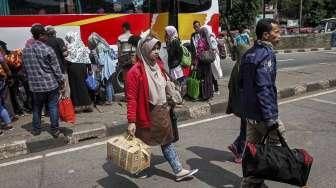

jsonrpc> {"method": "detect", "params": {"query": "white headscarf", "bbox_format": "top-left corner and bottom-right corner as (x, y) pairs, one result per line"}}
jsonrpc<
(137, 36), (167, 105)
(64, 32), (91, 64)
(165, 26), (178, 41)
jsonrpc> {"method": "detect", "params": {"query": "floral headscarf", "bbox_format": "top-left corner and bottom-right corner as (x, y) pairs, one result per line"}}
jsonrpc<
(200, 25), (218, 50)
(165, 26), (178, 41)
(88, 32), (111, 53)
(65, 32), (91, 64)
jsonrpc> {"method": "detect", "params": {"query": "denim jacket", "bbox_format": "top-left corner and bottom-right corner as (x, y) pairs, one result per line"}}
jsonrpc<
(239, 41), (278, 121)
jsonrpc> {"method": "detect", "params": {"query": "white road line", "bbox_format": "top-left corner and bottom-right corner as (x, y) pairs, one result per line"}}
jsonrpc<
(45, 141), (106, 157)
(178, 114), (233, 128)
(1, 88), (336, 168)
(310, 98), (336, 105)
(324, 52), (336, 55)
(0, 155), (43, 168)
(279, 89), (336, 105)
(278, 59), (295, 62)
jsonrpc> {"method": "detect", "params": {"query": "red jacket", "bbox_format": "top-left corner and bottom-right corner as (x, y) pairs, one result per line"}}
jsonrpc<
(126, 59), (165, 128)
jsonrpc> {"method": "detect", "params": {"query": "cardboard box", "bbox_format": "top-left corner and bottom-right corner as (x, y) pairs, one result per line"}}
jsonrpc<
(107, 134), (151, 174)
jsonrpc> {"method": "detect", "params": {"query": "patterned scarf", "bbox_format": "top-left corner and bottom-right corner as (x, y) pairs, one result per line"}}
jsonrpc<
(65, 32), (91, 64)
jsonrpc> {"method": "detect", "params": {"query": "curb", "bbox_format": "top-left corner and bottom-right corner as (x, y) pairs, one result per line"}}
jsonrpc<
(1, 78), (336, 160)
(275, 47), (336, 54)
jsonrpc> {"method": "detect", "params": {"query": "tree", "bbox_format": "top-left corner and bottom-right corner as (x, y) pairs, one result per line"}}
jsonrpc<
(219, 0), (261, 30)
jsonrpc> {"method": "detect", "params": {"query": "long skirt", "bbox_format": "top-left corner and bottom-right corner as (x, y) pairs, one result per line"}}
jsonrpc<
(68, 63), (92, 111)
(197, 62), (214, 100)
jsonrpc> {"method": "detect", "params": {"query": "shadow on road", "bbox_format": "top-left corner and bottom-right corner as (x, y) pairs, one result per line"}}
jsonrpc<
(97, 161), (139, 188)
(98, 154), (194, 186)
(187, 146), (242, 187)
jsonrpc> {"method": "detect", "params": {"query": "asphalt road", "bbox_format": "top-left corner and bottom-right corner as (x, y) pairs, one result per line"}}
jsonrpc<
(1, 89), (335, 188)
(221, 50), (336, 77)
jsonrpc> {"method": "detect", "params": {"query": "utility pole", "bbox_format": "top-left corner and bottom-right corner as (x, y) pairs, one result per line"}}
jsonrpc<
(299, 0), (303, 34)
(262, 0), (266, 18)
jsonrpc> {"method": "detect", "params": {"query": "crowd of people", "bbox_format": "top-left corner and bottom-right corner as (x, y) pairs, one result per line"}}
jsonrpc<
(125, 18), (289, 187)
(0, 17), (296, 187)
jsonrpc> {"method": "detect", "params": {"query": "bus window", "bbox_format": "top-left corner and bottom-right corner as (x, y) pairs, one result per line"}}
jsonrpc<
(3, 0), (78, 15)
(178, 0), (211, 13)
(142, 0), (170, 13)
(79, 0), (144, 14)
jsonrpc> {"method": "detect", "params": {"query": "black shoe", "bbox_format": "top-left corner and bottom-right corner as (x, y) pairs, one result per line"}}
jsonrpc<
(32, 129), (42, 136)
(3, 125), (14, 130)
(50, 129), (61, 138)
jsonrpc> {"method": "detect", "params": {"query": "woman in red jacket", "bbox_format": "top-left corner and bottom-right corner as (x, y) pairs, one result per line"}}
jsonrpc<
(126, 35), (198, 181)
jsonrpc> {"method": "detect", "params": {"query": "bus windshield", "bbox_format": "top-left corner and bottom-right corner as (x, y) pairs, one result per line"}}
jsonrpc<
(0, 0), (211, 15)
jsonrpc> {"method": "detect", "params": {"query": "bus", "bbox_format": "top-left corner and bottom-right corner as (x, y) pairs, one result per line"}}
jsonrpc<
(0, 0), (219, 91)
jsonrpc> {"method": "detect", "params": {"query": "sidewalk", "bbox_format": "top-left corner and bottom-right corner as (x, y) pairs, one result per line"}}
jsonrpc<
(1, 62), (336, 160)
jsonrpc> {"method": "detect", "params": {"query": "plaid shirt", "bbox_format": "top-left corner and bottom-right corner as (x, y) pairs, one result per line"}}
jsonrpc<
(23, 40), (63, 92)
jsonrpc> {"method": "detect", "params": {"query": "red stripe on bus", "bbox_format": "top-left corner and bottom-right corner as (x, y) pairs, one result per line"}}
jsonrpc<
(80, 14), (151, 45)
(0, 15), (100, 27)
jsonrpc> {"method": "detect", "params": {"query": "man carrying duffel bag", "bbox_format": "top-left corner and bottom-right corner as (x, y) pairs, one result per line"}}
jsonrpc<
(239, 18), (298, 188)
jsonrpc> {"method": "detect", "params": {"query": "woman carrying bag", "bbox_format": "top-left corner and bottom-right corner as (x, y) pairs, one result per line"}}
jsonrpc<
(126, 35), (198, 181)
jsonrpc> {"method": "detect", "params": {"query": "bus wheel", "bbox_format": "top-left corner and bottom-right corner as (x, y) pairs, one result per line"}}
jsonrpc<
(112, 66), (124, 93)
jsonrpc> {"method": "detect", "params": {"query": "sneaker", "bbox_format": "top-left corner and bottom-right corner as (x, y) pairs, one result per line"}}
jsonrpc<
(234, 157), (242, 163)
(214, 91), (220, 95)
(134, 170), (149, 179)
(228, 144), (242, 163)
(175, 169), (199, 182)
(31, 129), (42, 136)
(11, 116), (19, 122)
(50, 129), (61, 138)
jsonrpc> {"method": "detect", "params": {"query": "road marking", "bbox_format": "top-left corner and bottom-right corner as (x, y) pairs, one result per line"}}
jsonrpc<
(1, 89), (336, 168)
(278, 89), (336, 105)
(178, 114), (234, 128)
(278, 59), (295, 62)
(324, 52), (336, 55)
(45, 141), (106, 157)
(310, 98), (336, 105)
(0, 155), (43, 168)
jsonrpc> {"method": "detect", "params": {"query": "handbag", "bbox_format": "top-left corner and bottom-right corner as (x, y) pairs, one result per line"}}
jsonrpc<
(199, 49), (216, 64)
(58, 97), (76, 124)
(180, 45), (192, 67)
(85, 73), (99, 91)
(187, 71), (200, 100)
(166, 80), (183, 105)
(242, 130), (313, 187)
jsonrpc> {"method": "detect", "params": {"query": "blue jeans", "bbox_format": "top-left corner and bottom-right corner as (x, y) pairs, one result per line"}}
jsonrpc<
(161, 143), (183, 174)
(105, 77), (114, 103)
(233, 118), (247, 155)
(0, 104), (11, 125)
(32, 89), (59, 131)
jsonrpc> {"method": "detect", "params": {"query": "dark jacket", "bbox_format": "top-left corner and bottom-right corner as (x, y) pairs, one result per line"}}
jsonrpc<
(167, 38), (183, 69)
(46, 37), (67, 73)
(239, 42), (278, 121)
(226, 45), (249, 117)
